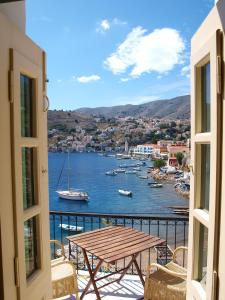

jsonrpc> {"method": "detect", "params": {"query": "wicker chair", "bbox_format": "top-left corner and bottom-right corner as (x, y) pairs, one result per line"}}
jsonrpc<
(51, 261), (79, 299)
(50, 240), (67, 266)
(144, 246), (188, 300)
(50, 240), (79, 299)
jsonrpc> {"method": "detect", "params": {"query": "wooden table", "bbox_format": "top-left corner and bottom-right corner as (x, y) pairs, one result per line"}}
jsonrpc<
(67, 226), (165, 300)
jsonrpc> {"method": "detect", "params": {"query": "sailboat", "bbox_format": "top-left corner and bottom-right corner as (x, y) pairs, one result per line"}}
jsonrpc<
(56, 150), (89, 201)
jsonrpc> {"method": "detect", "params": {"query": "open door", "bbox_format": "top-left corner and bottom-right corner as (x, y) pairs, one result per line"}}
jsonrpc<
(10, 49), (51, 300)
(187, 29), (223, 299)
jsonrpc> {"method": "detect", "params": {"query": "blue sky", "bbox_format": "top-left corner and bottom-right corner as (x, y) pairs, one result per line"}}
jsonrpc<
(26, 0), (214, 110)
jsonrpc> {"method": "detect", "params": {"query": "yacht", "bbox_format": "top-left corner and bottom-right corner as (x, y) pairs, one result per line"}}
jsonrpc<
(56, 150), (89, 201)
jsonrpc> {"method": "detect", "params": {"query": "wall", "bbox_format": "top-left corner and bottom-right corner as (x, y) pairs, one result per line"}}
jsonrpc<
(0, 1), (25, 32)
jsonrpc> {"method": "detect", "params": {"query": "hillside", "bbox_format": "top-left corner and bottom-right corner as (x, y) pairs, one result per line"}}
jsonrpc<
(75, 95), (190, 120)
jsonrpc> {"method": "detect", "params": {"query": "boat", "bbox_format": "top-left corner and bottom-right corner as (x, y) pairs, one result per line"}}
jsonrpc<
(105, 170), (117, 176)
(150, 183), (163, 188)
(118, 189), (132, 196)
(133, 167), (141, 171)
(59, 224), (83, 232)
(139, 175), (148, 179)
(114, 168), (126, 173)
(125, 170), (137, 174)
(57, 190), (88, 200)
(148, 182), (158, 185)
(119, 164), (128, 168)
(56, 150), (89, 201)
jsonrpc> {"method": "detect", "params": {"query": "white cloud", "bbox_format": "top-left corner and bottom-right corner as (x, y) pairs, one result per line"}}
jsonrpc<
(104, 27), (185, 78)
(96, 19), (110, 33)
(120, 77), (131, 82)
(57, 79), (62, 83)
(112, 18), (127, 26)
(181, 65), (190, 78)
(96, 18), (127, 33)
(76, 74), (101, 83)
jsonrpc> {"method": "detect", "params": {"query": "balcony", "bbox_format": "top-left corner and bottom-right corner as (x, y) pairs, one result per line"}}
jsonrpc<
(50, 211), (188, 299)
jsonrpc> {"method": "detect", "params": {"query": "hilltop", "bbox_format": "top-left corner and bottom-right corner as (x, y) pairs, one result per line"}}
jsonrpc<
(75, 95), (190, 120)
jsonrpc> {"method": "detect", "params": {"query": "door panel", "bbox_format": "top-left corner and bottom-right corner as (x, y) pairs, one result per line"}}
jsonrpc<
(187, 30), (222, 299)
(10, 49), (51, 300)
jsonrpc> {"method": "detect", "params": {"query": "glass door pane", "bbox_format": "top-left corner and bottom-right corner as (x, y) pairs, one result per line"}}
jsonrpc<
(20, 74), (36, 137)
(24, 217), (39, 279)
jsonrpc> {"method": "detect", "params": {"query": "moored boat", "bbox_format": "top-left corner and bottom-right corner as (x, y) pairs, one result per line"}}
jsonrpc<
(118, 189), (132, 196)
(114, 168), (126, 173)
(59, 224), (83, 232)
(150, 183), (163, 188)
(125, 170), (137, 174)
(105, 170), (117, 176)
(139, 175), (148, 179)
(57, 190), (89, 200)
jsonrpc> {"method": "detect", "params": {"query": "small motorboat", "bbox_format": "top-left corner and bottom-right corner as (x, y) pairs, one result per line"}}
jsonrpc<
(105, 170), (117, 176)
(118, 189), (132, 196)
(114, 168), (126, 173)
(148, 182), (158, 185)
(59, 224), (83, 233)
(139, 175), (148, 179)
(133, 167), (141, 171)
(125, 170), (137, 174)
(150, 183), (163, 188)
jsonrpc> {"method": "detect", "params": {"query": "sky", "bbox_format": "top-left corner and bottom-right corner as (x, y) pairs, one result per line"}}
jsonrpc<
(26, 0), (214, 110)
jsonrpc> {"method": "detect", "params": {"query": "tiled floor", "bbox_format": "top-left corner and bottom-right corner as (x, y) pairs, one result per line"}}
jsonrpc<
(58, 271), (144, 299)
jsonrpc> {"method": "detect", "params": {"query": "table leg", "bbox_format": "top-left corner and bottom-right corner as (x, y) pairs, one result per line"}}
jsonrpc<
(117, 253), (138, 282)
(80, 249), (103, 300)
(133, 257), (145, 287)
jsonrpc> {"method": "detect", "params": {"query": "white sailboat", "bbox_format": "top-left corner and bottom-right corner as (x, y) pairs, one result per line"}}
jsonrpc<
(56, 150), (89, 201)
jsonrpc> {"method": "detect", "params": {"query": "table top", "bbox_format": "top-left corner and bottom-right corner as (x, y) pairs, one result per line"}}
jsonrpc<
(67, 226), (165, 264)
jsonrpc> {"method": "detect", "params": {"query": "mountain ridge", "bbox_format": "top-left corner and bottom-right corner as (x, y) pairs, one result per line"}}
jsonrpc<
(75, 95), (190, 120)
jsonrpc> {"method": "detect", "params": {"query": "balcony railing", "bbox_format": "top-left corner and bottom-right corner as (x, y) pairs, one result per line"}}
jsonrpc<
(50, 211), (188, 275)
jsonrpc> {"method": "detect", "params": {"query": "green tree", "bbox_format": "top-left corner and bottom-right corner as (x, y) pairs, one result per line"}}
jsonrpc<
(153, 159), (166, 169)
(176, 152), (184, 166)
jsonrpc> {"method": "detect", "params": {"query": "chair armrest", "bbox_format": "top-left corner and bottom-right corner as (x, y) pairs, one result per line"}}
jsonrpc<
(172, 246), (188, 262)
(147, 263), (187, 279)
(50, 239), (65, 258)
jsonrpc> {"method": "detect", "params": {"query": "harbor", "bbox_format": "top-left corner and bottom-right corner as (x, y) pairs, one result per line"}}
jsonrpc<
(49, 152), (188, 216)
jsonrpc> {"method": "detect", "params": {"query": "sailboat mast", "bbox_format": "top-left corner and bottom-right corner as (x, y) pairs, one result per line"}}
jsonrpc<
(67, 149), (70, 191)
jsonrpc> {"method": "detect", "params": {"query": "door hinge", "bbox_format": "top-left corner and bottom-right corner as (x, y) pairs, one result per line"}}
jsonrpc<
(217, 55), (222, 95)
(212, 270), (218, 300)
(14, 257), (19, 287)
(8, 70), (14, 103)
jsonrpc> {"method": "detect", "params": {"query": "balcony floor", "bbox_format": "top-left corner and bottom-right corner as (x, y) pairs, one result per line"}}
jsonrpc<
(58, 271), (144, 300)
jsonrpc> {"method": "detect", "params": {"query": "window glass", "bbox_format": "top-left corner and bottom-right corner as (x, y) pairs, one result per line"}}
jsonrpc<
(22, 147), (36, 209)
(194, 222), (208, 289)
(201, 144), (210, 210)
(24, 217), (39, 279)
(201, 63), (211, 132)
(20, 74), (35, 137)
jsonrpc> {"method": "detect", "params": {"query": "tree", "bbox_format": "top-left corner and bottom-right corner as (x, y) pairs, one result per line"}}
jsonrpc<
(176, 152), (184, 166)
(153, 159), (166, 169)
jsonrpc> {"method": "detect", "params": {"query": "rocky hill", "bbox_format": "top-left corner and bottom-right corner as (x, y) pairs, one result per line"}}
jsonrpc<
(75, 95), (190, 120)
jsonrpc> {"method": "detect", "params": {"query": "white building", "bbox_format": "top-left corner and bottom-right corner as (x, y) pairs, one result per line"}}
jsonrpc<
(133, 144), (154, 155)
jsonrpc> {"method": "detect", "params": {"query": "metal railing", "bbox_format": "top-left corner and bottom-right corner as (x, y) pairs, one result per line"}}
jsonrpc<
(50, 211), (188, 275)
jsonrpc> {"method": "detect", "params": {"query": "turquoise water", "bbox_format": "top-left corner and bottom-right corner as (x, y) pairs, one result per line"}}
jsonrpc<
(48, 153), (187, 216)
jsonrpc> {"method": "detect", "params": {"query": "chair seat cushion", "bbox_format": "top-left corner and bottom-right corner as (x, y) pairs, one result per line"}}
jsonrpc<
(51, 263), (74, 281)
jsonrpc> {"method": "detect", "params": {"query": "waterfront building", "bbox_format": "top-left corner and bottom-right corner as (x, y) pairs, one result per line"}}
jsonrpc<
(133, 143), (155, 156)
